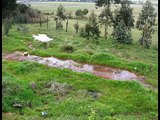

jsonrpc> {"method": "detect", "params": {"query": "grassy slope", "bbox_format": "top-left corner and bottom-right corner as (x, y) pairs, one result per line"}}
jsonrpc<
(2, 22), (158, 87)
(2, 2), (158, 120)
(2, 61), (158, 120)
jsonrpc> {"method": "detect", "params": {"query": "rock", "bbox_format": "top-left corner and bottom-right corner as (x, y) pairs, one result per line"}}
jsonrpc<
(23, 52), (28, 56)
(88, 90), (102, 99)
(42, 111), (47, 116)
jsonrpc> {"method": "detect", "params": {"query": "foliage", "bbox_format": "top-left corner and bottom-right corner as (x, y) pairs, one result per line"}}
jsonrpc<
(136, 0), (157, 48)
(61, 44), (74, 52)
(54, 5), (66, 30)
(112, 0), (134, 30)
(2, 0), (17, 13)
(74, 20), (79, 33)
(112, 20), (133, 44)
(75, 9), (89, 18)
(99, 6), (112, 38)
(75, 9), (84, 17)
(11, 4), (47, 24)
(80, 11), (100, 40)
(56, 4), (66, 21)
(83, 9), (89, 15)
(3, 18), (13, 36)
(95, 0), (121, 7)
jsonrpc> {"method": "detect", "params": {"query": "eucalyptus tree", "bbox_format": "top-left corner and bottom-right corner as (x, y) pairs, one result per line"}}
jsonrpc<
(136, 0), (157, 48)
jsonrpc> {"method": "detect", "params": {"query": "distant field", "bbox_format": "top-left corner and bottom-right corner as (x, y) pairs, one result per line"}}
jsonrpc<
(30, 2), (158, 16)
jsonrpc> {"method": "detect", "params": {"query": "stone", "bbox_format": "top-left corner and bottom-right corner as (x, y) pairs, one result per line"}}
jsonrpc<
(42, 111), (47, 116)
(23, 52), (28, 56)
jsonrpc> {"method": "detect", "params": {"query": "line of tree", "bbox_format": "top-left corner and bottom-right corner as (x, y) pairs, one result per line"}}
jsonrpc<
(3, 0), (157, 49)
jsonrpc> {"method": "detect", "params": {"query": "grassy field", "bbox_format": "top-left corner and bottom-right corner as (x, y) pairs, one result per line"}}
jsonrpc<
(2, 61), (158, 120)
(2, 2), (158, 120)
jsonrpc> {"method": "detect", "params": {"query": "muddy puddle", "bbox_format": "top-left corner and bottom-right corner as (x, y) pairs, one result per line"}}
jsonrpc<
(3, 51), (153, 88)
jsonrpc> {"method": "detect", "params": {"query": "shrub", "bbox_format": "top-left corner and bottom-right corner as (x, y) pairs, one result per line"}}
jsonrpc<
(80, 11), (100, 40)
(83, 9), (89, 15)
(3, 18), (13, 36)
(112, 20), (133, 44)
(79, 27), (87, 38)
(61, 44), (74, 52)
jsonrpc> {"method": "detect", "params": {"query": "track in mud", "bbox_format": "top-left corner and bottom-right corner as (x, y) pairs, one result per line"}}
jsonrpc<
(2, 51), (153, 89)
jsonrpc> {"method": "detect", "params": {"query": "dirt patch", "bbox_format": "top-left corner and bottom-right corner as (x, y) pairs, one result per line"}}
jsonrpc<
(3, 51), (153, 89)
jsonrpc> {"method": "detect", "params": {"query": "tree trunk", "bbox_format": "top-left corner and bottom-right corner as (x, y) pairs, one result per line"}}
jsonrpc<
(47, 16), (48, 29)
(40, 16), (42, 28)
(76, 20), (78, 33)
(104, 25), (107, 38)
(66, 18), (68, 32)
(56, 19), (57, 30)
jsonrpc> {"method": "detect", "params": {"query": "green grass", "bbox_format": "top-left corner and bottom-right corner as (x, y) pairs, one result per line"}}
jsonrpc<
(2, 2), (158, 119)
(2, 60), (158, 120)
(2, 21), (158, 87)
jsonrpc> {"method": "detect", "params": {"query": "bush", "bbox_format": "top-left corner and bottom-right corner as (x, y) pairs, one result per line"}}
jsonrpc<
(112, 20), (133, 44)
(61, 44), (74, 52)
(3, 18), (13, 36)
(75, 9), (84, 17)
(79, 27), (87, 38)
(83, 9), (89, 15)
(80, 11), (100, 40)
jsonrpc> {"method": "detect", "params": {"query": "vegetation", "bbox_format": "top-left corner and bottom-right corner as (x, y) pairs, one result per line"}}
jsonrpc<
(112, 0), (134, 30)
(2, 61), (158, 119)
(112, 20), (133, 44)
(54, 4), (66, 30)
(136, 0), (157, 48)
(2, 0), (158, 119)
(80, 11), (100, 40)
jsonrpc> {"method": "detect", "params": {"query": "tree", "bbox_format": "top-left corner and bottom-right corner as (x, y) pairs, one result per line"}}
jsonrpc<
(112, 20), (133, 44)
(54, 5), (66, 30)
(2, 0), (17, 19)
(136, 0), (157, 48)
(75, 9), (84, 19)
(96, 0), (120, 39)
(80, 11), (101, 40)
(74, 20), (79, 33)
(95, 0), (120, 7)
(3, 18), (13, 36)
(2, 0), (17, 11)
(83, 9), (89, 15)
(112, 0), (134, 30)
(99, 6), (112, 38)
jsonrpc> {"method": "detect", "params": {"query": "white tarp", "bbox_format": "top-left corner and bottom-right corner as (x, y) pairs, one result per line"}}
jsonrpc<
(32, 34), (53, 42)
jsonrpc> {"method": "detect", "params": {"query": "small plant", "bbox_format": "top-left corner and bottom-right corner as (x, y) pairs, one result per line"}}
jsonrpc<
(61, 44), (74, 52)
